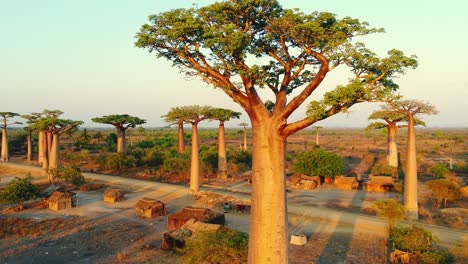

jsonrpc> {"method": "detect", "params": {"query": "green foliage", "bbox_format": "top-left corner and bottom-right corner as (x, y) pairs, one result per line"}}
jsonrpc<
(51, 165), (86, 185)
(390, 225), (434, 253)
(227, 148), (252, 168)
(371, 163), (396, 176)
(430, 163), (449, 179)
(8, 129), (28, 152)
(416, 249), (454, 264)
(432, 130), (445, 139)
(291, 149), (344, 177)
(373, 199), (406, 230)
(200, 145), (218, 173)
(91, 114), (146, 128)
(105, 133), (117, 151)
(142, 149), (164, 168)
(97, 153), (136, 171)
(182, 229), (248, 264)
(0, 177), (40, 204)
(162, 154), (190, 175)
(426, 179), (461, 208)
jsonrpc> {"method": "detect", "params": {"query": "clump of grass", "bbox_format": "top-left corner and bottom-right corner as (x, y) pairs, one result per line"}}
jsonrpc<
(181, 227), (248, 264)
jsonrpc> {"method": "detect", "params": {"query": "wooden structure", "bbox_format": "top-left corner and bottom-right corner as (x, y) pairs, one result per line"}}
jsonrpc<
(167, 206), (225, 229)
(365, 175), (395, 192)
(103, 187), (124, 203)
(48, 191), (74, 211)
(135, 197), (166, 218)
(334, 176), (359, 190)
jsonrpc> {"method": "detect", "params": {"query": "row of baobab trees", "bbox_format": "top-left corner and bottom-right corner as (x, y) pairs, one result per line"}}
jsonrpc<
(0, 106), (248, 192)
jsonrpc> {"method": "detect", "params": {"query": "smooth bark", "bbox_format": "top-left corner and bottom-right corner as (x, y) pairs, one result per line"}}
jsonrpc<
(404, 115), (418, 220)
(315, 129), (320, 145)
(42, 134), (49, 179)
(38, 131), (44, 163)
(117, 129), (126, 154)
(1, 128), (8, 162)
(189, 123), (200, 192)
(217, 121), (227, 179)
(27, 131), (32, 162)
(243, 126), (247, 150)
(48, 133), (60, 173)
(387, 124), (398, 169)
(248, 121), (288, 263)
(178, 122), (185, 154)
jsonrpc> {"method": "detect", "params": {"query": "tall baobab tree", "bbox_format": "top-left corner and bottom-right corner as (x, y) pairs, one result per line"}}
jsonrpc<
(0, 112), (21, 162)
(35, 113), (83, 181)
(92, 115), (146, 154)
(385, 99), (437, 220)
(21, 113), (42, 162)
(209, 108), (241, 179)
(136, 1), (417, 261)
(368, 110), (424, 170)
(162, 107), (192, 154)
(239, 122), (249, 150)
(312, 126), (323, 146)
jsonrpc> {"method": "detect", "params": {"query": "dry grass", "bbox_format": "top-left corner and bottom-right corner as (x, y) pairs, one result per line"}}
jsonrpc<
(0, 217), (80, 239)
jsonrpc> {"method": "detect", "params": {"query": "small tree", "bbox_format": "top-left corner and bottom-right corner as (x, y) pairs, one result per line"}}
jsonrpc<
(0, 112), (21, 162)
(430, 163), (449, 179)
(373, 199), (406, 232)
(291, 149), (344, 178)
(426, 179), (461, 208)
(92, 114), (146, 154)
(0, 177), (40, 205)
(51, 165), (86, 185)
(162, 107), (191, 154)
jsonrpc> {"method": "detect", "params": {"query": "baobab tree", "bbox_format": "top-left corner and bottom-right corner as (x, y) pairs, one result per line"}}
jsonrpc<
(136, 1), (417, 262)
(169, 105), (213, 193)
(162, 107), (192, 154)
(385, 99), (437, 220)
(21, 113), (42, 162)
(239, 122), (249, 150)
(209, 108), (241, 179)
(0, 112), (21, 162)
(312, 126), (323, 146)
(368, 110), (424, 170)
(91, 115), (146, 154)
(35, 113), (83, 181)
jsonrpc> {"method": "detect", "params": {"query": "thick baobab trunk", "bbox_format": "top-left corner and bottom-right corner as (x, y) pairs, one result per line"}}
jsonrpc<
(178, 122), (185, 154)
(117, 129), (126, 154)
(387, 123), (398, 169)
(190, 123), (200, 192)
(217, 121), (227, 179)
(1, 127), (8, 162)
(38, 131), (44, 163)
(48, 133), (60, 173)
(47, 131), (53, 157)
(315, 129), (320, 145)
(42, 133), (49, 178)
(243, 126), (247, 150)
(404, 115), (418, 220)
(248, 122), (288, 264)
(27, 130), (32, 162)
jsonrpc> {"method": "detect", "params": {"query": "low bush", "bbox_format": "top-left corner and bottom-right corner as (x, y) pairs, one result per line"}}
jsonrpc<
(291, 149), (343, 177)
(182, 228), (248, 264)
(430, 163), (449, 179)
(373, 199), (406, 231)
(371, 163), (396, 176)
(51, 165), (86, 185)
(0, 177), (40, 204)
(426, 179), (461, 208)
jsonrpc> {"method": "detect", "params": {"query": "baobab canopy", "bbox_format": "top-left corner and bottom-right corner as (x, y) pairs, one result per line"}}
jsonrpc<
(91, 114), (146, 129)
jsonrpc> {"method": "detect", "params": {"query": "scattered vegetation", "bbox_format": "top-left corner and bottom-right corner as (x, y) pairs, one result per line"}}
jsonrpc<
(373, 199), (406, 231)
(0, 177), (40, 204)
(291, 149), (344, 177)
(50, 165), (86, 185)
(182, 228), (248, 264)
(426, 179), (461, 208)
(430, 163), (450, 179)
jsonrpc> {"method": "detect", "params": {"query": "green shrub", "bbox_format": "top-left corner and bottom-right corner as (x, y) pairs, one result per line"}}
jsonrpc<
(390, 225), (435, 253)
(416, 249), (454, 264)
(430, 163), (449, 179)
(162, 154), (190, 175)
(0, 177), (40, 204)
(200, 146), (218, 173)
(291, 149), (344, 177)
(143, 149), (164, 168)
(51, 165), (86, 185)
(371, 163), (396, 176)
(426, 179), (461, 208)
(373, 199), (406, 231)
(182, 228), (248, 264)
(97, 153), (136, 171)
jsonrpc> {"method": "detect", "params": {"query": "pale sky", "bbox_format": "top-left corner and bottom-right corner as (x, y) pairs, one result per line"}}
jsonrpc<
(1, 0), (467, 128)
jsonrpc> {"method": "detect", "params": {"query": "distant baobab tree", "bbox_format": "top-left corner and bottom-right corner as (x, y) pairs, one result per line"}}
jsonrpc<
(162, 107), (192, 154)
(312, 126), (323, 146)
(0, 112), (21, 162)
(21, 113), (42, 162)
(92, 114), (146, 154)
(368, 110), (425, 170)
(171, 105), (213, 192)
(136, 1), (418, 261)
(385, 99), (438, 220)
(34, 110), (83, 181)
(239, 122), (249, 150)
(209, 108), (241, 179)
